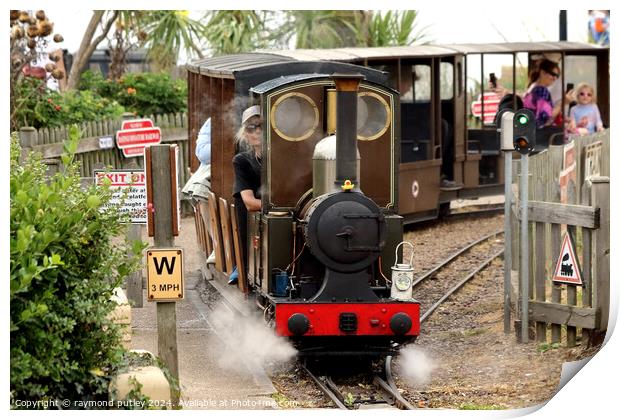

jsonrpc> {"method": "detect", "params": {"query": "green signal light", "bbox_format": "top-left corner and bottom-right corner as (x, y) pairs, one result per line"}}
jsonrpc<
(518, 115), (529, 125)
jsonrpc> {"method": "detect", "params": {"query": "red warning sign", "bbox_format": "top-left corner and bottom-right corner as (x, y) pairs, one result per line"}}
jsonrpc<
(552, 233), (583, 286)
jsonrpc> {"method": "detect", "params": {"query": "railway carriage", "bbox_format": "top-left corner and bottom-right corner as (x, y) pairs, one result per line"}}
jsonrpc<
(260, 42), (609, 221)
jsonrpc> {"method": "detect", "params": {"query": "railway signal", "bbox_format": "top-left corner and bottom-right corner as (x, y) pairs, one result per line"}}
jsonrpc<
(496, 107), (535, 338)
(497, 108), (536, 155)
(512, 109), (536, 154)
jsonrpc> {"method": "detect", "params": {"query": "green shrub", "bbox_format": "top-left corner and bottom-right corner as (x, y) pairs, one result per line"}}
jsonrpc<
(79, 70), (187, 116)
(11, 77), (125, 130)
(10, 128), (145, 407)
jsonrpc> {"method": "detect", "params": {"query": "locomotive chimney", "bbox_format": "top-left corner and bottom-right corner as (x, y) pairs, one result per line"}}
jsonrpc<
(332, 73), (364, 190)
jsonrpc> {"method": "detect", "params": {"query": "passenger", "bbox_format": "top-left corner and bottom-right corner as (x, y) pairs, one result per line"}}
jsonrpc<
(195, 118), (217, 265)
(568, 83), (604, 135)
(195, 117), (212, 167)
(181, 117), (216, 264)
(231, 105), (263, 284)
(522, 59), (562, 128)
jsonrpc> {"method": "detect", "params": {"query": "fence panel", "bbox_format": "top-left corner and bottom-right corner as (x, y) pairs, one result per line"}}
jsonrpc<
(20, 113), (189, 186)
(513, 130), (609, 347)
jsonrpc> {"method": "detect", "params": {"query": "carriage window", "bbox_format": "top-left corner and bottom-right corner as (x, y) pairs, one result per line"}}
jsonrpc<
(440, 62), (453, 100)
(357, 92), (391, 141)
(270, 92), (319, 141)
(564, 56), (597, 96)
(413, 65), (431, 102)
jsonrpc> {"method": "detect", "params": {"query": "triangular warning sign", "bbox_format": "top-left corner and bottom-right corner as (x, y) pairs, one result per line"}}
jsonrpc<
(552, 233), (583, 286)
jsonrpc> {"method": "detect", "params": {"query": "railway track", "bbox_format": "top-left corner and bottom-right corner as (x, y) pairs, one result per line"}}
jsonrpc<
(301, 357), (414, 410)
(411, 229), (505, 323)
(447, 205), (504, 219)
(303, 229), (505, 409)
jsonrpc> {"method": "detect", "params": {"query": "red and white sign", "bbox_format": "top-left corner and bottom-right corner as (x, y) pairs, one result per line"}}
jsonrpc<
(94, 170), (147, 224)
(116, 120), (161, 158)
(121, 118), (154, 130)
(552, 233), (583, 285)
(471, 92), (501, 124)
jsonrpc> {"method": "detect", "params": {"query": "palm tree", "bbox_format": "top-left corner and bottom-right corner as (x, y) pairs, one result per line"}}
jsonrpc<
(272, 10), (429, 50)
(139, 11), (206, 70)
(357, 10), (429, 47)
(277, 10), (366, 49)
(202, 10), (270, 55)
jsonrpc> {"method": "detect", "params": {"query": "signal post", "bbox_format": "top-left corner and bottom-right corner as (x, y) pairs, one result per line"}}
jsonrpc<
(145, 144), (182, 406)
(497, 108), (536, 343)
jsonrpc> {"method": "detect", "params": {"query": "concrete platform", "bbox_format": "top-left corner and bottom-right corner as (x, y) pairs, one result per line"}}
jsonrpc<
(128, 217), (277, 410)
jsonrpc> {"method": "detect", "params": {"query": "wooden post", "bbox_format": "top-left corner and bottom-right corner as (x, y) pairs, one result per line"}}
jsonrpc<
(566, 179), (577, 347)
(591, 177), (610, 344)
(19, 127), (37, 164)
(548, 146), (563, 344)
(149, 145), (180, 405)
(534, 176), (546, 342)
(581, 181), (593, 346)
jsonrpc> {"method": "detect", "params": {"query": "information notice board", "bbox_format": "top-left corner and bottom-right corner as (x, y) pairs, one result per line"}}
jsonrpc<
(94, 169), (147, 224)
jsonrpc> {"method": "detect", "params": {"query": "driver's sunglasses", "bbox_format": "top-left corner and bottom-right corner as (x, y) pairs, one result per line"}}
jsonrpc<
(548, 70), (560, 78)
(245, 123), (262, 133)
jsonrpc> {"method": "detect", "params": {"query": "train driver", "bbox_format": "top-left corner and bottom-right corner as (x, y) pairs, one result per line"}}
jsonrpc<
(231, 105), (263, 283)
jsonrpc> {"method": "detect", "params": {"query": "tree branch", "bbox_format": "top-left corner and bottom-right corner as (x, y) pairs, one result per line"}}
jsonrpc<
(66, 10), (119, 90)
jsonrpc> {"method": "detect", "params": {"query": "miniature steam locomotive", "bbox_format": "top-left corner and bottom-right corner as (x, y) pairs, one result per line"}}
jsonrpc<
(187, 58), (420, 356)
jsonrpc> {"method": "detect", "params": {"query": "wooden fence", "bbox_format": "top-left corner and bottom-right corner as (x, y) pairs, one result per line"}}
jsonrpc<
(511, 130), (609, 347)
(18, 113), (190, 190)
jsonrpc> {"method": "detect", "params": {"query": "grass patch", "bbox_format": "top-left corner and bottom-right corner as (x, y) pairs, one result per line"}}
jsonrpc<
(270, 392), (292, 407)
(537, 342), (561, 353)
(462, 328), (489, 337)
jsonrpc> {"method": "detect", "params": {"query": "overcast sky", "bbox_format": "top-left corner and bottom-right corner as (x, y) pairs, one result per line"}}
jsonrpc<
(46, 8), (595, 61)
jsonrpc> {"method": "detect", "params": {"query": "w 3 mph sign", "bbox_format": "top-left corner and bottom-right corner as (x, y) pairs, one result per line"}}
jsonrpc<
(116, 118), (161, 158)
(146, 248), (184, 301)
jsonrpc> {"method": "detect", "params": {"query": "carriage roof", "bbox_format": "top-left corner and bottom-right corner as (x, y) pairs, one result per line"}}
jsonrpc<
(261, 42), (607, 60)
(186, 53), (296, 77)
(438, 41), (608, 54)
(186, 53), (391, 86)
(188, 42), (607, 76)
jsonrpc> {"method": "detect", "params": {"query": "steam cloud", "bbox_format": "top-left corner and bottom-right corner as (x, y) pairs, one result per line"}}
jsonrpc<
(396, 346), (436, 385)
(208, 302), (297, 375)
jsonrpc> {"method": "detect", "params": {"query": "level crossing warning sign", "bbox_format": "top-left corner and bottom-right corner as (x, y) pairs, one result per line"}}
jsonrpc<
(552, 233), (583, 286)
(147, 248), (184, 301)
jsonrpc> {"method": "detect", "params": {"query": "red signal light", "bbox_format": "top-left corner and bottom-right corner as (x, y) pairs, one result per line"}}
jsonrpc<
(516, 137), (529, 148)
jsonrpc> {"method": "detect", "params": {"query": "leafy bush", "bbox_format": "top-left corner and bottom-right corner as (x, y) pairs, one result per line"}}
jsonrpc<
(10, 129), (145, 406)
(12, 77), (125, 130)
(80, 70), (187, 116)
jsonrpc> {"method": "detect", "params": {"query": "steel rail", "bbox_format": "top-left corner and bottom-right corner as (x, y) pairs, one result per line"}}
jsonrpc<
(412, 229), (504, 288)
(373, 376), (414, 409)
(420, 248), (504, 323)
(301, 363), (348, 409)
(303, 358), (414, 410)
(447, 206), (504, 219)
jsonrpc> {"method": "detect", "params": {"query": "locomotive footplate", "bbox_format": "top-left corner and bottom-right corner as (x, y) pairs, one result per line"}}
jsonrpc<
(274, 301), (420, 338)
